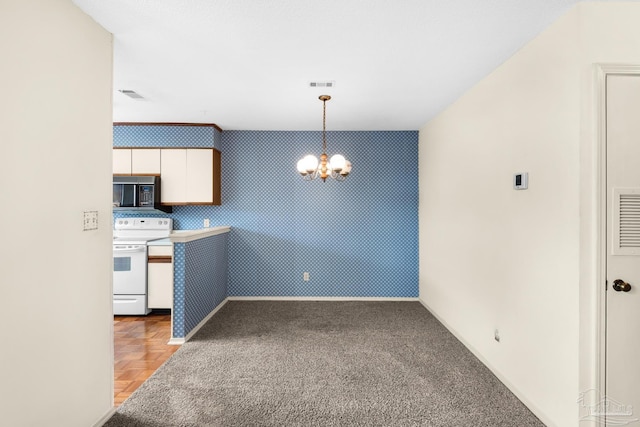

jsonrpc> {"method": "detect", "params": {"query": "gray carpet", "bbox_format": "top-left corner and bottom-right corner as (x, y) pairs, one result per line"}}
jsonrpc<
(105, 301), (544, 426)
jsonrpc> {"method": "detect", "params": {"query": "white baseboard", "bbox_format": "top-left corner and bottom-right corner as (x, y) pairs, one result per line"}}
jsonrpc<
(417, 298), (554, 427)
(227, 296), (420, 301)
(93, 407), (116, 427)
(169, 297), (230, 345)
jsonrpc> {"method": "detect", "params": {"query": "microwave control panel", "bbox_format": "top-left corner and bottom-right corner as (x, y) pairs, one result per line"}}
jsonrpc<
(138, 185), (154, 206)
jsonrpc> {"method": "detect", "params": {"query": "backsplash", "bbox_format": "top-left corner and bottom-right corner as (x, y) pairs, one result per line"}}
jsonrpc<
(114, 126), (419, 298)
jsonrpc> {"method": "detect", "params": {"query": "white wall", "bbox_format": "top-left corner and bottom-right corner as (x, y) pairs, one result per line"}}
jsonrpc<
(0, 1), (114, 425)
(419, 7), (582, 427)
(420, 3), (640, 426)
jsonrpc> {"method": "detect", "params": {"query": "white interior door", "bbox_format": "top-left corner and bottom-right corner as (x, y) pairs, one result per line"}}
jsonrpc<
(606, 74), (640, 426)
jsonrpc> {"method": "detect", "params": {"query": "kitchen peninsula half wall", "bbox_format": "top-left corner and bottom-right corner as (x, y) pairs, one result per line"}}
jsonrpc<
(168, 226), (230, 344)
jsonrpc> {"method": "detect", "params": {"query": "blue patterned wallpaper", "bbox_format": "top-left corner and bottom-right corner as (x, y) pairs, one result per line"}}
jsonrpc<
(113, 124), (217, 148)
(113, 126), (419, 298)
(213, 127), (222, 148)
(172, 243), (187, 336)
(173, 233), (228, 338)
(218, 131), (418, 298)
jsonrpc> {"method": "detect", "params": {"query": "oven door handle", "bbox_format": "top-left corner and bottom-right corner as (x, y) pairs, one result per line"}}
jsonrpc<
(113, 246), (146, 253)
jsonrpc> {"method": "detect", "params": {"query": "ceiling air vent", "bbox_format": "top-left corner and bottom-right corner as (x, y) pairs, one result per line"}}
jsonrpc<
(309, 81), (335, 88)
(119, 89), (145, 99)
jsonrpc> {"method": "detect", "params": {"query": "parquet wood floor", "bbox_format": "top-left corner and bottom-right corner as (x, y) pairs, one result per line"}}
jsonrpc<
(113, 312), (179, 406)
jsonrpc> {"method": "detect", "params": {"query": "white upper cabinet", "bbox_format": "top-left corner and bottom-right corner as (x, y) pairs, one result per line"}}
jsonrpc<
(113, 148), (161, 175)
(113, 149), (132, 175)
(160, 149), (188, 204)
(131, 149), (161, 175)
(186, 149), (213, 203)
(159, 148), (220, 205)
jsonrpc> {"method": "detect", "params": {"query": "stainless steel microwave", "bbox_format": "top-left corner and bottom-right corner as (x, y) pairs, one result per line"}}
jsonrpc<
(113, 176), (172, 213)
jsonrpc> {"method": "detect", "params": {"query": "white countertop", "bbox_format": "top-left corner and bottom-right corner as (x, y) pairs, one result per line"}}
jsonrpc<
(168, 226), (231, 243)
(147, 237), (172, 246)
(146, 226), (231, 245)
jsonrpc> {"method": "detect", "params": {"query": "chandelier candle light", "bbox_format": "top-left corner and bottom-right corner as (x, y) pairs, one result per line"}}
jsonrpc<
(297, 95), (352, 182)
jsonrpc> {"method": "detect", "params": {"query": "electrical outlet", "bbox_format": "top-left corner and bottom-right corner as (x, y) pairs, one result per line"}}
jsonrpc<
(303, 272), (310, 281)
(83, 211), (98, 231)
(494, 329), (500, 342)
(204, 218), (210, 228)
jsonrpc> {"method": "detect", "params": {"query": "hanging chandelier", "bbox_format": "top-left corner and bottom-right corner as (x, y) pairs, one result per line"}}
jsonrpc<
(296, 95), (352, 182)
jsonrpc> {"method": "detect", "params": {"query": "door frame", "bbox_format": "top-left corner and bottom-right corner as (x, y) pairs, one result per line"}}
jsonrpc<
(591, 63), (640, 425)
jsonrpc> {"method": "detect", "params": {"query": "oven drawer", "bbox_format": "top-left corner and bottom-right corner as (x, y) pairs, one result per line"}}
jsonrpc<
(113, 295), (150, 315)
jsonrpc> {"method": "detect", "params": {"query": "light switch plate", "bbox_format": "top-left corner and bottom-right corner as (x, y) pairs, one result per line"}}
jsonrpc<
(83, 211), (98, 231)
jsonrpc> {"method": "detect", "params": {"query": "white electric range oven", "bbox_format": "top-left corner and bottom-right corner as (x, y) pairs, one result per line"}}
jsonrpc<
(113, 217), (173, 315)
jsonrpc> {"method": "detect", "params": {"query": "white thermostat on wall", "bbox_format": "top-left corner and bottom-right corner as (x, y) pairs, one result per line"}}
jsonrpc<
(514, 172), (528, 190)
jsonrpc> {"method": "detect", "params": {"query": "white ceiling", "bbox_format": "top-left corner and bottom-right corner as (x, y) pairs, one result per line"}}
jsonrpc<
(73, 0), (610, 131)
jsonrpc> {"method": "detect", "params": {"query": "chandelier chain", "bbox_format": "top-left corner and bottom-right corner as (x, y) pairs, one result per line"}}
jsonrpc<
(322, 98), (327, 153)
